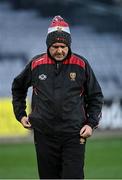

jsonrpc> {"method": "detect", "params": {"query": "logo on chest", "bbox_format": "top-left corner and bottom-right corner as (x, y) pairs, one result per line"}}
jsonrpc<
(38, 74), (47, 80)
(69, 72), (76, 81)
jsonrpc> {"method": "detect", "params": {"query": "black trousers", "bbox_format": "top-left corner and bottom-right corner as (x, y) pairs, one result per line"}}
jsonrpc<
(34, 130), (86, 179)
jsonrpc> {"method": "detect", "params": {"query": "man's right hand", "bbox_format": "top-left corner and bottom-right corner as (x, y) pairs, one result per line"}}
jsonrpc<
(20, 116), (32, 129)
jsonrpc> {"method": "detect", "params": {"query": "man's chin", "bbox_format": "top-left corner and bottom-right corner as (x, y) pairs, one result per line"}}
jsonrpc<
(54, 56), (65, 61)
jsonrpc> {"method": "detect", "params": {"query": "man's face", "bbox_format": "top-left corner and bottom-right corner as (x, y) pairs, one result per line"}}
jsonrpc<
(49, 42), (69, 61)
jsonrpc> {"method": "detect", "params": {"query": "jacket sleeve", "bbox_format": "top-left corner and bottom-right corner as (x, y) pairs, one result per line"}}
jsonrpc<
(11, 62), (32, 121)
(84, 61), (104, 129)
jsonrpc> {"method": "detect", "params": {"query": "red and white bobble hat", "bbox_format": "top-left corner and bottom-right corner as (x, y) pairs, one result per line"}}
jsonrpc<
(48, 15), (70, 34)
(46, 15), (72, 48)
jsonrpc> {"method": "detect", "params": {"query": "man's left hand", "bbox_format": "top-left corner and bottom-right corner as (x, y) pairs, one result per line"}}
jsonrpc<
(80, 125), (93, 141)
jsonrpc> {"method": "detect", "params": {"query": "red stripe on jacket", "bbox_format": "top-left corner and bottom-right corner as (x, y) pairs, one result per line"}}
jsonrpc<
(63, 55), (85, 68)
(31, 54), (54, 70)
(31, 54), (85, 70)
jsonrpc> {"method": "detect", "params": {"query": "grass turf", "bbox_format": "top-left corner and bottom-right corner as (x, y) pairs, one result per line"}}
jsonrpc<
(0, 137), (122, 179)
(85, 137), (122, 179)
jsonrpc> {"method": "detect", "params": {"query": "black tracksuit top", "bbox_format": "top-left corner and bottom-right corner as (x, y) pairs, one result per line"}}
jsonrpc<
(12, 53), (103, 134)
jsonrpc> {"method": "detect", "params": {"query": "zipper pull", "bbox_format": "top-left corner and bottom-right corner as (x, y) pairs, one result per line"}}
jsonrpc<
(56, 62), (59, 69)
(55, 62), (60, 75)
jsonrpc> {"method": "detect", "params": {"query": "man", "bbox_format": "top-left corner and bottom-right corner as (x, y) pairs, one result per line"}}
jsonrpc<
(12, 15), (103, 179)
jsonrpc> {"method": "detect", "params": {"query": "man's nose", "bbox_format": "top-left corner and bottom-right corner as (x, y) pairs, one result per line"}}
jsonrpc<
(57, 47), (62, 53)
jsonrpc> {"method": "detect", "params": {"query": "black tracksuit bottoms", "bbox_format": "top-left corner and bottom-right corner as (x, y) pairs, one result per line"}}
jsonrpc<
(34, 129), (86, 179)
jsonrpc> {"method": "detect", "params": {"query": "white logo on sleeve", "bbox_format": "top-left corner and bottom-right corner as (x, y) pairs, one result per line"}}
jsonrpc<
(38, 74), (47, 80)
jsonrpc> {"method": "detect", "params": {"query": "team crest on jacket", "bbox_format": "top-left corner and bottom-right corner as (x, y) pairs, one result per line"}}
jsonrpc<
(69, 72), (76, 81)
(38, 74), (47, 80)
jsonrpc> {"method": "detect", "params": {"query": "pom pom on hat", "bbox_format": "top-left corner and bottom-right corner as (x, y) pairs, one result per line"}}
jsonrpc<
(46, 15), (72, 48)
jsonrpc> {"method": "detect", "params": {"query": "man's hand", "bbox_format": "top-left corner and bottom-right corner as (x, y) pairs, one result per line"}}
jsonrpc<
(20, 116), (32, 129)
(80, 125), (93, 144)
